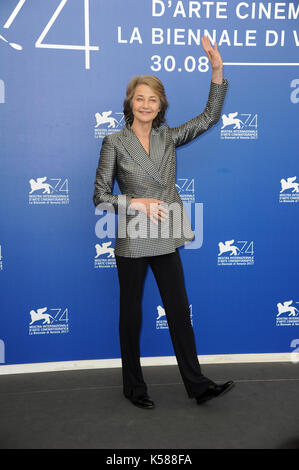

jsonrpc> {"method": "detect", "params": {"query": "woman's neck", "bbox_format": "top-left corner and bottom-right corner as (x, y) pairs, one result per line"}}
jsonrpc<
(131, 120), (152, 138)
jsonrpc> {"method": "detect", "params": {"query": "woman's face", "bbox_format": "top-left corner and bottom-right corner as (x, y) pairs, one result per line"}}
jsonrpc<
(131, 84), (161, 126)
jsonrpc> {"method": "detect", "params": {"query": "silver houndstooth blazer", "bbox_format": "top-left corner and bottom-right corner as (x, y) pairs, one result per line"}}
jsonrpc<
(93, 78), (229, 258)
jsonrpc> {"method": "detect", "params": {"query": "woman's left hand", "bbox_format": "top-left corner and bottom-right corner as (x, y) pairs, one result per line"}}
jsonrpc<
(201, 36), (223, 70)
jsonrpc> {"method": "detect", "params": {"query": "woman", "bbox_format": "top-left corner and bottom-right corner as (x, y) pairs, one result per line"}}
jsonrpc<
(93, 37), (234, 409)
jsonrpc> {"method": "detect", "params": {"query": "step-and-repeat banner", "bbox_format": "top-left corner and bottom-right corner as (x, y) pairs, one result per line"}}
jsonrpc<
(0, 0), (298, 367)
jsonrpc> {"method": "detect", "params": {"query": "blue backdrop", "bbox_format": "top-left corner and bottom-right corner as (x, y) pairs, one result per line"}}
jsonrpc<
(0, 0), (298, 367)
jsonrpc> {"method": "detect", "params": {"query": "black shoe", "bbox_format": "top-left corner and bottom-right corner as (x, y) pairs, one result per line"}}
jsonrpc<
(196, 380), (235, 405)
(128, 394), (155, 409)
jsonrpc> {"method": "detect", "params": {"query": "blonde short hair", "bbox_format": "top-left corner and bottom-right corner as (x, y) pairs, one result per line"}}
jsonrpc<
(123, 75), (168, 128)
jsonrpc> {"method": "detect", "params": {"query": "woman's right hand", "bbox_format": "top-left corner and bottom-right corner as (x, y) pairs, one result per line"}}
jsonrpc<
(129, 198), (169, 225)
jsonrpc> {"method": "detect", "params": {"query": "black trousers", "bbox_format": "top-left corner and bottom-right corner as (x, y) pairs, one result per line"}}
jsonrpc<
(115, 248), (214, 399)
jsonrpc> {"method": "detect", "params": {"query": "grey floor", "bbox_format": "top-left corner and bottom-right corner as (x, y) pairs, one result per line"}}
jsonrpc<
(0, 362), (299, 449)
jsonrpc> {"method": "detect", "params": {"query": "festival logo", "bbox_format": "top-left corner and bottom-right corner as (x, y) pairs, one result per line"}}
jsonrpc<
(94, 111), (124, 139)
(29, 306), (69, 335)
(276, 300), (299, 327)
(1, 0), (98, 69)
(29, 177), (69, 205)
(156, 304), (193, 330)
(0, 32), (22, 51)
(220, 112), (258, 140)
(175, 178), (195, 203)
(217, 239), (254, 266)
(279, 176), (299, 203)
(94, 241), (116, 269)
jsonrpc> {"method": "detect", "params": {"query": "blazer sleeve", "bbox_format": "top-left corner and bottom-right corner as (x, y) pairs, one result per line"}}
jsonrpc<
(169, 78), (229, 148)
(93, 135), (132, 213)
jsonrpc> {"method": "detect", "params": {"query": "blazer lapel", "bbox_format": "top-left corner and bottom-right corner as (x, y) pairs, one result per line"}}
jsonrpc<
(118, 125), (167, 187)
(149, 127), (167, 173)
(149, 127), (171, 186)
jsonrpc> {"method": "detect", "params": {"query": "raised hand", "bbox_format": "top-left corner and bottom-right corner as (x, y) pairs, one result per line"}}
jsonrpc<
(201, 36), (223, 71)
